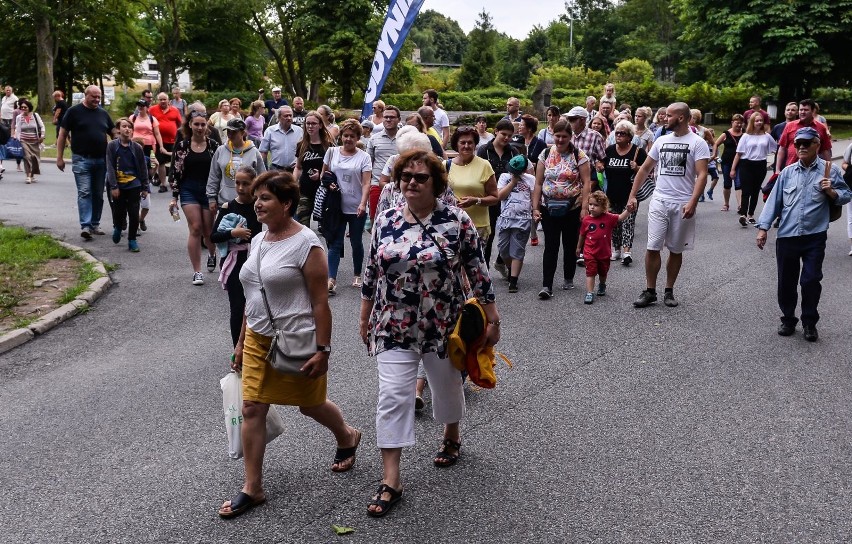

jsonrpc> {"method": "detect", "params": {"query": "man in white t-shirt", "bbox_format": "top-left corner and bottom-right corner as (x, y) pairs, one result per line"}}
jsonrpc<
(422, 89), (449, 146)
(627, 102), (710, 308)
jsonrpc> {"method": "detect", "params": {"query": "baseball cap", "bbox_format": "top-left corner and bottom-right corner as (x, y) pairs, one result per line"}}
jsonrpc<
(271, 86), (282, 93)
(360, 119), (375, 130)
(794, 126), (819, 142)
(136, 99), (148, 107)
(507, 155), (529, 175)
(567, 106), (587, 119)
(225, 118), (247, 132)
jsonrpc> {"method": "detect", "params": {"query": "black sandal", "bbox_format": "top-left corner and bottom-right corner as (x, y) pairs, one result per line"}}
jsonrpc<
(433, 437), (461, 467)
(331, 429), (361, 472)
(367, 483), (403, 518)
(218, 491), (266, 519)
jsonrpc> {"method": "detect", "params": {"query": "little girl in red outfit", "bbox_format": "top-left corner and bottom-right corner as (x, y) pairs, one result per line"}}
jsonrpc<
(576, 190), (630, 304)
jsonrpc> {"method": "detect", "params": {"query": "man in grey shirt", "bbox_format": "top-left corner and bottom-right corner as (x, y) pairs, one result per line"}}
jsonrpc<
(366, 105), (400, 220)
(260, 106), (303, 171)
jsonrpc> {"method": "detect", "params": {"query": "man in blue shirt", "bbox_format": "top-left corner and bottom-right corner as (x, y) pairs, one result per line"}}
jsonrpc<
(263, 87), (288, 124)
(756, 127), (851, 341)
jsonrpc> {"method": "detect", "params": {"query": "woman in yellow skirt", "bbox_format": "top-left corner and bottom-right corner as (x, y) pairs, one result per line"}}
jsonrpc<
(218, 170), (361, 519)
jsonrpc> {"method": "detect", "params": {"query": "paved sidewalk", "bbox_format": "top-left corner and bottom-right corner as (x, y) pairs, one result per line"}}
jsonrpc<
(1, 164), (851, 542)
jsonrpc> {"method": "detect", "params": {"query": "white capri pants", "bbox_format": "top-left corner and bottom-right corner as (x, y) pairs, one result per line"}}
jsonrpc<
(376, 349), (465, 449)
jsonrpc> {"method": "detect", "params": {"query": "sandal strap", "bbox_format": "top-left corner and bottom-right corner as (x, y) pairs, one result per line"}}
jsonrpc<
(441, 437), (461, 451)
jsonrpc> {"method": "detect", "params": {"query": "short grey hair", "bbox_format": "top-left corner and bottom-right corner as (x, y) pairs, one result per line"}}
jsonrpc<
(614, 119), (636, 137)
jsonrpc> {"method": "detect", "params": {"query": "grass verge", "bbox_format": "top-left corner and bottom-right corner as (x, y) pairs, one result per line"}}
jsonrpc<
(0, 223), (103, 326)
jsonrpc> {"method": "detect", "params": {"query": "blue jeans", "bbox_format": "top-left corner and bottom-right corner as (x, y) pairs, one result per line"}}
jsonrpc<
(71, 155), (107, 229)
(775, 231), (826, 327)
(327, 213), (367, 279)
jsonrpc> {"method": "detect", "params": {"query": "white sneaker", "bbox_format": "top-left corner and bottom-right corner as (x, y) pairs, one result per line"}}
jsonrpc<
(192, 272), (204, 285)
(848, 248), (852, 256)
(611, 249), (621, 261)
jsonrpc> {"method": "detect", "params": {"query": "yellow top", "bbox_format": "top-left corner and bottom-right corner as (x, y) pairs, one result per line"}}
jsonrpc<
(447, 156), (495, 228)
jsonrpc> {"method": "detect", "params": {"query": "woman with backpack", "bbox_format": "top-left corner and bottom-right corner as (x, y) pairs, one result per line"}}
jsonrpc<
(13, 100), (45, 184)
(360, 149), (500, 518)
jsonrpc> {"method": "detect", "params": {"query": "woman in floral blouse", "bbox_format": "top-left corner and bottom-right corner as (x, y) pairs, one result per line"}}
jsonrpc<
(359, 149), (500, 518)
(531, 119), (592, 299)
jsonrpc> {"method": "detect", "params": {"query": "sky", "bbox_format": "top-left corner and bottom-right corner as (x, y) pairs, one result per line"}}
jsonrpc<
(419, 0), (568, 40)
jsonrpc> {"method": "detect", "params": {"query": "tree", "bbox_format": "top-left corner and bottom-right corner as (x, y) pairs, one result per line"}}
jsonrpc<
(674, 0), (852, 102)
(458, 10), (497, 91)
(409, 10), (468, 64)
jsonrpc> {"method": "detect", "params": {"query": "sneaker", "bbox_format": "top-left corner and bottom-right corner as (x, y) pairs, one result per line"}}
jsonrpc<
(576, 254), (585, 267)
(538, 287), (553, 300)
(562, 280), (575, 290)
(352, 275), (362, 288)
(192, 272), (204, 286)
(81, 230), (93, 240)
(25, 177), (32, 184)
(414, 396), (425, 411)
(848, 248), (852, 256)
(803, 325), (819, 342)
(596, 284), (606, 296)
(112, 227), (121, 244)
(739, 216), (747, 227)
(706, 189), (714, 200)
(748, 217), (756, 225)
(494, 261), (508, 279)
(508, 282), (518, 293)
(698, 195), (705, 202)
(663, 291), (678, 307)
(139, 219), (147, 231)
(633, 289), (657, 308)
(530, 237), (539, 246)
(207, 254), (216, 272)
(90, 227), (106, 235)
(328, 279), (337, 296)
(621, 253), (632, 266)
(584, 292), (594, 304)
(128, 240), (140, 252)
(611, 249), (621, 261)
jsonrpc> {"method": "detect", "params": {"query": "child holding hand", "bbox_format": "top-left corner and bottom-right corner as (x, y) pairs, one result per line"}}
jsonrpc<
(576, 190), (630, 304)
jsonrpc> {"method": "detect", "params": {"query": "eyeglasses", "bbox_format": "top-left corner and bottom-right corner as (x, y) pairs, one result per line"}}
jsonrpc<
(304, 122), (319, 126)
(794, 140), (816, 148)
(189, 111), (207, 119)
(615, 131), (629, 136)
(399, 172), (431, 184)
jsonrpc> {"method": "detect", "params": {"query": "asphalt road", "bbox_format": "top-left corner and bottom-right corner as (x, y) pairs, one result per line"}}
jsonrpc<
(1, 160), (851, 543)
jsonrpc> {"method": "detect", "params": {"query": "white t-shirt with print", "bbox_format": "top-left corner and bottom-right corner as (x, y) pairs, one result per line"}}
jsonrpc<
(323, 147), (372, 214)
(497, 172), (535, 219)
(648, 131), (711, 202)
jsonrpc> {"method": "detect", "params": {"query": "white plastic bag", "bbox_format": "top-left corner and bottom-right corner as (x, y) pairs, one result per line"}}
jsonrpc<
(220, 372), (286, 459)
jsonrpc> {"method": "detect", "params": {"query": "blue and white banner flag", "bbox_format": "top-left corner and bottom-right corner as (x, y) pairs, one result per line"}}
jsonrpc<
(360, 0), (424, 120)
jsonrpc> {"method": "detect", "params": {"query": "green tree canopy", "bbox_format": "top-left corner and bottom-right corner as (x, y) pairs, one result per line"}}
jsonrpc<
(409, 10), (468, 64)
(458, 10), (497, 91)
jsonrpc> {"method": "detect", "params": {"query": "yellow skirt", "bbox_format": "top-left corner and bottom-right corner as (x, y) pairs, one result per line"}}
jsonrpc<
(242, 327), (327, 407)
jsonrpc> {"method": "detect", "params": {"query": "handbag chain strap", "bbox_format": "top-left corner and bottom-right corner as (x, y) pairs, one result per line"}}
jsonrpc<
(254, 234), (279, 331)
(408, 206), (465, 298)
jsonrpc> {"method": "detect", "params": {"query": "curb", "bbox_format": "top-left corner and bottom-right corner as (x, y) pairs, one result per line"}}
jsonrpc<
(0, 240), (113, 355)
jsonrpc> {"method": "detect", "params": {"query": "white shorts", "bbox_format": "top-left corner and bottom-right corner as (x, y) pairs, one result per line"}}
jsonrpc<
(646, 197), (695, 253)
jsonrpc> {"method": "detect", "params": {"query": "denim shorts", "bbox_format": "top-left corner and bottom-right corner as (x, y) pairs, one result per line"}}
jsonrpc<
(179, 185), (208, 206)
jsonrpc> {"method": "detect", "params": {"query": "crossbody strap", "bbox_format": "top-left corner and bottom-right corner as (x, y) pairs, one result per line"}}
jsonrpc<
(254, 234), (278, 330)
(408, 207), (464, 298)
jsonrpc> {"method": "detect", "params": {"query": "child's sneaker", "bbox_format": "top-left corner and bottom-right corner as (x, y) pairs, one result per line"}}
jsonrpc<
(584, 292), (594, 304)
(706, 189), (714, 200)
(538, 287), (553, 300)
(128, 240), (139, 252)
(596, 284), (606, 296)
(508, 281), (518, 293)
(621, 253), (632, 266)
(611, 249), (621, 261)
(192, 272), (204, 285)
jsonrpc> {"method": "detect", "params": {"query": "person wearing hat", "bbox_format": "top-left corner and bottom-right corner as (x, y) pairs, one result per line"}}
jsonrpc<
(756, 126), (851, 342)
(359, 119), (374, 148)
(496, 154), (536, 292)
(207, 118), (266, 215)
(263, 86), (288, 124)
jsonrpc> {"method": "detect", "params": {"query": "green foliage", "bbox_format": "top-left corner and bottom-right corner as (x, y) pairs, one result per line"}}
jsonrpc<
(409, 10), (468, 64)
(58, 262), (102, 305)
(382, 85), (522, 113)
(458, 10), (498, 91)
(611, 59), (655, 84)
(529, 66), (607, 91)
(413, 69), (461, 94)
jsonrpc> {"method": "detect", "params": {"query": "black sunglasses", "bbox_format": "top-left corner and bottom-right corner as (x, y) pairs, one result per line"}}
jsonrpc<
(399, 172), (431, 184)
(615, 131), (629, 136)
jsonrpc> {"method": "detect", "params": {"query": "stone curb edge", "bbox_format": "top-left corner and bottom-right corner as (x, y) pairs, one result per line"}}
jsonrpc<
(0, 240), (112, 355)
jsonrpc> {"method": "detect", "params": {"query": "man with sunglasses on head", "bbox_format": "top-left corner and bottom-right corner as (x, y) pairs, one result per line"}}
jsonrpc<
(756, 127), (850, 342)
(775, 99), (831, 174)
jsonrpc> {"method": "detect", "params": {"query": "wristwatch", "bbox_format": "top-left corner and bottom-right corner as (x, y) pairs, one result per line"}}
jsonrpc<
(476, 197), (482, 206)
(317, 344), (331, 353)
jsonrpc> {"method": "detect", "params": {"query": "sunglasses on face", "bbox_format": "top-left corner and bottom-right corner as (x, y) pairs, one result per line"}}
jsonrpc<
(399, 172), (431, 184)
(794, 140), (816, 148)
(190, 111), (207, 119)
(615, 131), (628, 136)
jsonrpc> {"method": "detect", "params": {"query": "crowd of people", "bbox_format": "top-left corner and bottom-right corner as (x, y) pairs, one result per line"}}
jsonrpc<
(1, 80), (850, 519)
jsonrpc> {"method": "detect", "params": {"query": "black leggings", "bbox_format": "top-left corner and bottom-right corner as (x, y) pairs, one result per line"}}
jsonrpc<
(110, 186), (141, 240)
(738, 159), (766, 216)
(540, 206), (581, 289)
(484, 203), (504, 267)
(224, 251), (248, 347)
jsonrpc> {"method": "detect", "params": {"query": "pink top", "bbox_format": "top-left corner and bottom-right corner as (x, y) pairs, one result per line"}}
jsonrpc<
(131, 113), (158, 147)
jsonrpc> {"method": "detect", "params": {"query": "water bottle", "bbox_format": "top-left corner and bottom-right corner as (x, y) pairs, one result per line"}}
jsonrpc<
(169, 203), (181, 222)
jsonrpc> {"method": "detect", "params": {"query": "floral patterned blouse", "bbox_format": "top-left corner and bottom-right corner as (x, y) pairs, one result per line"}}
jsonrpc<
(538, 144), (589, 209)
(374, 177), (459, 219)
(362, 200), (495, 357)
